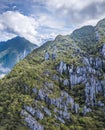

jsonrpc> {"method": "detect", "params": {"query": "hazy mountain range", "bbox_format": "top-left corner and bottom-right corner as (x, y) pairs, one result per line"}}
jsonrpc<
(0, 36), (37, 78)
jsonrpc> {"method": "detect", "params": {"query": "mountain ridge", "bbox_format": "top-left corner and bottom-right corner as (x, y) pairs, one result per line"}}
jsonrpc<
(0, 18), (105, 130)
(0, 36), (37, 78)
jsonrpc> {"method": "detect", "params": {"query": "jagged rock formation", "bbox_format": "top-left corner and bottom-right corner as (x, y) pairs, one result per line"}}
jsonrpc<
(1, 18), (105, 130)
(44, 51), (50, 60)
(21, 110), (44, 130)
(44, 46), (57, 60)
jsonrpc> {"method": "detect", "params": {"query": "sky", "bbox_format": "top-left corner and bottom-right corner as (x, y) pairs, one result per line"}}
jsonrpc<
(0, 0), (105, 45)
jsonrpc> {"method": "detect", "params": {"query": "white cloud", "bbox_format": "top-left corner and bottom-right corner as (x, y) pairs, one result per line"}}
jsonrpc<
(42, 0), (105, 27)
(46, 0), (104, 11)
(0, 1), (105, 46)
(0, 64), (11, 78)
(0, 31), (16, 42)
(79, 15), (105, 27)
(0, 64), (10, 78)
(0, 64), (11, 73)
(0, 11), (39, 44)
(38, 14), (64, 29)
(0, 11), (60, 45)
(0, 74), (5, 79)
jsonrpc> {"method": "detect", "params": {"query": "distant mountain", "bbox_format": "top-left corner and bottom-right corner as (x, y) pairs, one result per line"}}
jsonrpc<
(0, 36), (37, 78)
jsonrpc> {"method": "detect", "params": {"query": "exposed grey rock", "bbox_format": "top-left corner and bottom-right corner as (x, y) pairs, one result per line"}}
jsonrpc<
(101, 80), (105, 96)
(59, 110), (63, 116)
(59, 77), (63, 82)
(61, 91), (69, 97)
(95, 31), (100, 41)
(38, 89), (45, 100)
(35, 109), (44, 120)
(84, 57), (99, 69)
(52, 75), (59, 81)
(102, 60), (105, 68)
(76, 67), (82, 74)
(96, 81), (102, 93)
(62, 111), (70, 120)
(45, 95), (50, 104)
(64, 105), (68, 112)
(69, 68), (73, 74)
(63, 63), (67, 71)
(66, 96), (74, 110)
(83, 106), (92, 116)
(43, 107), (51, 116)
(95, 57), (102, 69)
(54, 98), (61, 107)
(74, 103), (79, 114)
(63, 79), (69, 86)
(58, 61), (67, 74)
(79, 67), (84, 74)
(85, 76), (97, 106)
(54, 108), (57, 113)
(101, 80), (105, 86)
(45, 51), (50, 60)
(32, 87), (38, 94)
(83, 57), (90, 66)
(58, 110), (70, 120)
(83, 106), (87, 116)
(45, 95), (52, 105)
(85, 82), (90, 105)
(97, 101), (104, 107)
(21, 110), (44, 130)
(57, 117), (65, 124)
(52, 46), (57, 59)
(102, 43), (105, 57)
(87, 66), (92, 73)
(58, 61), (64, 74)
(86, 66), (96, 74)
(25, 106), (35, 116)
(89, 57), (93, 66)
(70, 74), (84, 87)
(24, 106), (44, 120)
(44, 82), (53, 88)
(52, 53), (56, 60)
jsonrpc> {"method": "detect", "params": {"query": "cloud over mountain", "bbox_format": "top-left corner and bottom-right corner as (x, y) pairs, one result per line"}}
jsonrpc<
(0, 11), (39, 44)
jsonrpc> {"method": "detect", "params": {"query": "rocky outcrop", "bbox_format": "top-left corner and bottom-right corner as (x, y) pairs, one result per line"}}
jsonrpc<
(95, 31), (100, 42)
(52, 46), (57, 59)
(43, 107), (51, 116)
(45, 52), (50, 60)
(23, 49), (105, 129)
(24, 106), (44, 120)
(44, 46), (57, 60)
(102, 43), (105, 57)
(21, 110), (44, 130)
(58, 61), (67, 75)
(57, 53), (105, 108)
(83, 106), (92, 116)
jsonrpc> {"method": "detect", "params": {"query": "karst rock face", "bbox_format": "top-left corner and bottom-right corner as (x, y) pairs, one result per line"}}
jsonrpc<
(1, 18), (105, 130)
(21, 41), (105, 129)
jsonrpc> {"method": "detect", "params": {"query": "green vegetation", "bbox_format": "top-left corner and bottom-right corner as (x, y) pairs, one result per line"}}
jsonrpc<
(1, 18), (105, 130)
